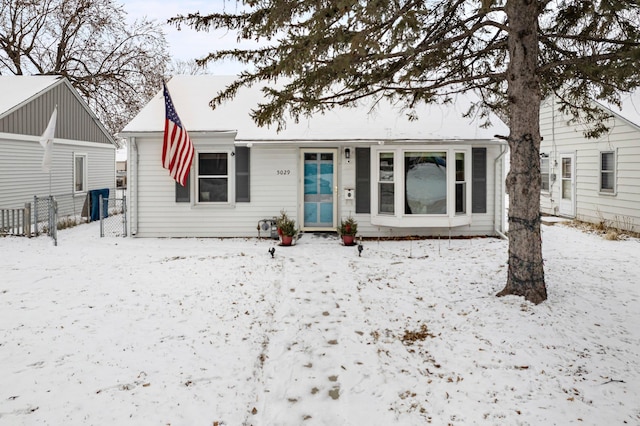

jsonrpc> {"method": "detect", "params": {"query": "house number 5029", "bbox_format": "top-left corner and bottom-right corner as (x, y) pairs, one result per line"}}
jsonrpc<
(276, 170), (291, 175)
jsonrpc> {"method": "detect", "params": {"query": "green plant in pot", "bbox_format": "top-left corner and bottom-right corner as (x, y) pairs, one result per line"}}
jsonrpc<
(278, 216), (297, 246)
(339, 216), (358, 246)
(275, 210), (289, 236)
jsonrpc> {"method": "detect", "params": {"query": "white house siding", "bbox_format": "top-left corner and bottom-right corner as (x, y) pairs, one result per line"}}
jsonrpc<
(0, 133), (115, 218)
(130, 136), (300, 238)
(129, 136), (506, 238)
(540, 97), (640, 232)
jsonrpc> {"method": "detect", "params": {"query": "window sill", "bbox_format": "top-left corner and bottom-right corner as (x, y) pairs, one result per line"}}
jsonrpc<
(192, 202), (236, 209)
(598, 190), (616, 196)
(371, 214), (472, 228)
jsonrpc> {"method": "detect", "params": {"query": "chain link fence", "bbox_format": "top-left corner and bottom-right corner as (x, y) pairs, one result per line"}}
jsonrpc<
(99, 194), (127, 237)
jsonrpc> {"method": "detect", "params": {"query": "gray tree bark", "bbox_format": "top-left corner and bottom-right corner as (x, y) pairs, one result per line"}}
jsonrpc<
(497, 0), (548, 304)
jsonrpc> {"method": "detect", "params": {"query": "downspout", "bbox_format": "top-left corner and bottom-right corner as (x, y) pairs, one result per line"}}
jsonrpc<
(131, 137), (138, 236)
(494, 143), (509, 240)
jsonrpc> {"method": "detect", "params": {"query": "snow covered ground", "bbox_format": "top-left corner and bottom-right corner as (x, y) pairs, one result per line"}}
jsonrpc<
(1, 222), (639, 425)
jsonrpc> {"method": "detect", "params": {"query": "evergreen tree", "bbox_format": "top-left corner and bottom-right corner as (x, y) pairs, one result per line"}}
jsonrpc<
(172, 0), (640, 304)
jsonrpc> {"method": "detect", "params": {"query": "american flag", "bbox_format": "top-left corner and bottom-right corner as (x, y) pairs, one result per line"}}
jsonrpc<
(162, 80), (194, 187)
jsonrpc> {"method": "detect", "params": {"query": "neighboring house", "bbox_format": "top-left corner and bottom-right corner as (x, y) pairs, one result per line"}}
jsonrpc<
(539, 93), (640, 232)
(0, 76), (116, 219)
(120, 75), (509, 238)
(116, 159), (127, 188)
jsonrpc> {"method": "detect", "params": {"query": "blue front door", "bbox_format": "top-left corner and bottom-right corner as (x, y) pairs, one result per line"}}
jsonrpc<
(304, 151), (335, 229)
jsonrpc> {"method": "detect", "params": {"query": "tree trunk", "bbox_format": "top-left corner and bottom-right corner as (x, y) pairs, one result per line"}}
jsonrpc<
(497, 0), (547, 304)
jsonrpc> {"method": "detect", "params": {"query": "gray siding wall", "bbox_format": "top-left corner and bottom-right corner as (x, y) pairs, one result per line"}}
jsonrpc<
(0, 133), (116, 215)
(540, 96), (640, 232)
(0, 82), (112, 145)
(130, 136), (505, 238)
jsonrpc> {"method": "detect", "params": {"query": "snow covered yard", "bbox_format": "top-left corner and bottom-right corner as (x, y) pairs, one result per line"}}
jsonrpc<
(1, 223), (639, 425)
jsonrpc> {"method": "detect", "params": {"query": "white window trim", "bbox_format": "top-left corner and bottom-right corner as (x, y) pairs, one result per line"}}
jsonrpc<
(195, 149), (236, 206)
(599, 150), (617, 195)
(370, 145), (472, 228)
(73, 153), (88, 195)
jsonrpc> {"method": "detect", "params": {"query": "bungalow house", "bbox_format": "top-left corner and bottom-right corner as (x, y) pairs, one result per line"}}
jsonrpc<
(539, 92), (640, 232)
(0, 76), (117, 221)
(120, 75), (509, 238)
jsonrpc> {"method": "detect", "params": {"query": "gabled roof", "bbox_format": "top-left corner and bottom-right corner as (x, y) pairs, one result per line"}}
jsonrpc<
(0, 75), (62, 117)
(121, 75), (508, 141)
(595, 91), (640, 130)
(0, 75), (115, 145)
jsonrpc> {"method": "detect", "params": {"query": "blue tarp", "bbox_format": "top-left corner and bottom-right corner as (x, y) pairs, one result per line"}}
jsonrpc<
(89, 188), (109, 221)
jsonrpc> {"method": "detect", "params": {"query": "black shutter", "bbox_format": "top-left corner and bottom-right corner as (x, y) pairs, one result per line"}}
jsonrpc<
(472, 147), (487, 213)
(175, 172), (190, 203)
(235, 146), (250, 202)
(355, 147), (371, 213)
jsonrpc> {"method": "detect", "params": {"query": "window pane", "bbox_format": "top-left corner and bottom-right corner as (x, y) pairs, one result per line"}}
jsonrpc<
(379, 153), (394, 181)
(378, 183), (394, 214)
(601, 152), (614, 171)
(562, 158), (571, 178)
(199, 178), (228, 202)
(601, 172), (614, 191)
(75, 156), (84, 192)
(405, 152), (447, 214)
(540, 158), (549, 191)
(455, 182), (466, 213)
(176, 171), (190, 202)
(455, 152), (465, 182)
(199, 153), (228, 176)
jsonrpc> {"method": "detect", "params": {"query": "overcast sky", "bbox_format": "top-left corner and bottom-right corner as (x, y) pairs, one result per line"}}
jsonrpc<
(120, 0), (248, 74)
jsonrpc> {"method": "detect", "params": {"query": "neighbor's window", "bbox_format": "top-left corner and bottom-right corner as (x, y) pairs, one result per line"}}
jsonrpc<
(198, 152), (228, 202)
(74, 153), (87, 193)
(378, 152), (395, 214)
(600, 151), (615, 193)
(540, 156), (550, 192)
(404, 151), (447, 214)
(455, 152), (466, 214)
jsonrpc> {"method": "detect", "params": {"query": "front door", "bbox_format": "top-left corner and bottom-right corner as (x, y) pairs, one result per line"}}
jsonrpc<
(302, 150), (337, 231)
(558, 152), (576, 217)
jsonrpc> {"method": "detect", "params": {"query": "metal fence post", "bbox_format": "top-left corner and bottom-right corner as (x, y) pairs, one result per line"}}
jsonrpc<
(33, 196), (39, 236)
(122, 194), (127, 237)
(52, 198), (58, 246)
(99, 194), (104, 237)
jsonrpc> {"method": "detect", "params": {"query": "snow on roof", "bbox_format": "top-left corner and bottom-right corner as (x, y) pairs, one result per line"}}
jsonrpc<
(121, 75), (507, 141)
(595, 90), (640, 129)
(0, 75), (62, 116)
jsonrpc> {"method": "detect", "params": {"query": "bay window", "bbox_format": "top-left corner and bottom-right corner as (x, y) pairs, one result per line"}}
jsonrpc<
(371, 146), (473, 227)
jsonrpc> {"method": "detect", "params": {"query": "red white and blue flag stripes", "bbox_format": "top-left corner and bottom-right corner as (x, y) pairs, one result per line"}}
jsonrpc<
(162, 80), (194, 187)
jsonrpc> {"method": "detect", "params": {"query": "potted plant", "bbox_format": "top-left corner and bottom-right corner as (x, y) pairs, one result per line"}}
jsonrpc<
(275, 210), (289, 237)
(339, 216), (358, 246)
(278, 216), (298, 246)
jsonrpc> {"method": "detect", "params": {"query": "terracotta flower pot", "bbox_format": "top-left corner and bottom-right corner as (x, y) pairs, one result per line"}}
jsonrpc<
(281, 235), (293, 246)
(342, 235), (355, 246)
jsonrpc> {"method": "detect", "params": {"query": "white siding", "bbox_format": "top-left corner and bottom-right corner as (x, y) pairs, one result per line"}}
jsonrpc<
(130, 136), (507, 238)
(131, 135), (300, 237)
(540, 96), (640, 232)
(0, 133), (115, 217)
